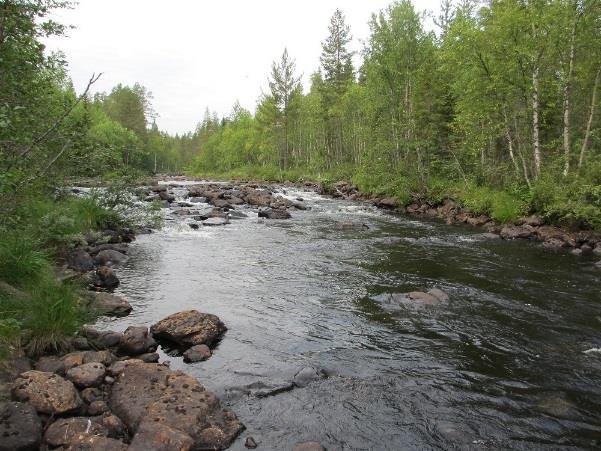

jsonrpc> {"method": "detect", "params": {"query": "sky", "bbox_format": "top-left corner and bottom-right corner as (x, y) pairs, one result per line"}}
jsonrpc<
(44, 0), (440, 134)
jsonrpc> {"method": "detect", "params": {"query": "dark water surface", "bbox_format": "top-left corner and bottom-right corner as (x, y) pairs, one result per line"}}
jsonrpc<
(96, 182), (601, 450)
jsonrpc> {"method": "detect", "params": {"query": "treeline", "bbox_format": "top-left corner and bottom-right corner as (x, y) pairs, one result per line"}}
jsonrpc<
(191, 0), (601, 228)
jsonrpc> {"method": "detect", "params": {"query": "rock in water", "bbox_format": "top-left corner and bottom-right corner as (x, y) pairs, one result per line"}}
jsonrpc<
(407, 291), (441, 305)
(150, 310), (227, 348)
(183, 344), (212, 363)
(87, 292), (132, 317)
(118, 326), (157, 356)
(67, 250), (95, 272)
(500, 225), (534, 240)
(0, 401), (42, 451)
(93, 266), (120, 290)
(427, 288), (449, 302)
(108, 361), (244, 449)
(258, 208), (291, 219)
(12, 371), (82, 415)
(94, 249), (128, 266)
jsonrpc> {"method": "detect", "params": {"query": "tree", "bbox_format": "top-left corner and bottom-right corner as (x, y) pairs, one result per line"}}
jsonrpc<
(320, 9), (354, 96)
(268, 48), (301, 169)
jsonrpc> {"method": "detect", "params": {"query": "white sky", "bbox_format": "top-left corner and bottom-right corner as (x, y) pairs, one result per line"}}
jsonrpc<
(45, 0), (440, 134)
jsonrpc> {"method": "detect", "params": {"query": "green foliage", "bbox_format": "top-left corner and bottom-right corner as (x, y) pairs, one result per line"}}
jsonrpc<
(455, 184), (527, 223)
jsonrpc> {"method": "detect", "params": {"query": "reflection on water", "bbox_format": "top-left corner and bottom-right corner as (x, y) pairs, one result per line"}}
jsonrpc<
(95, 183), (601, 450)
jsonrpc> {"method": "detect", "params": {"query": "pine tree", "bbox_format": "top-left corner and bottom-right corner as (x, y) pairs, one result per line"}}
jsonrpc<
(320, 9), (354, 97)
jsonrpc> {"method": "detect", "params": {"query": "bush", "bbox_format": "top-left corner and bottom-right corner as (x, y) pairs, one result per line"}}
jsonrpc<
(455, 183), (527, 223)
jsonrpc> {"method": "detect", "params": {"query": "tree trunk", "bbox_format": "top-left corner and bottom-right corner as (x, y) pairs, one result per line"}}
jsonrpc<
(532, 64), (541, 179)
(562, 16), (577, 176)
(578, 64), (601, 170)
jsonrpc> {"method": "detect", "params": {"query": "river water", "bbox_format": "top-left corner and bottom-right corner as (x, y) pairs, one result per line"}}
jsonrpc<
(95, 181), (601, 450)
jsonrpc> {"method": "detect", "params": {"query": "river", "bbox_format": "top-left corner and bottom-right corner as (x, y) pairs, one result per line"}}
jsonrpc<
(94, 181), (601, 450)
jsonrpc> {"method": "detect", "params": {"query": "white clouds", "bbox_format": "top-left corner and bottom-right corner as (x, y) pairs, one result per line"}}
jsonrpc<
(44, 0), (440, 134)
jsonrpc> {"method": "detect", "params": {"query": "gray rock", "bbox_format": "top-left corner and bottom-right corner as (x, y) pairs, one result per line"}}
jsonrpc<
(500, 225), (534, 240)
(81, 327), (122, 349)
(67, 250), (95, 272)
(0, 401), (42, 451)
(93, 266), (120, 290)
(87, 400), (109, 415)
(245, 436), (258, 449)
(35, 355), (65, 375)
(44, 417), (108, 448)
(83, 350), (117, 366)
(118, 326), (157, 356)
(138, 352), (160, 363)
(87, 292), (132, 317)
(258, 208), (291, 219)
(427, 288), (449, 302)
(128, 420), (194, 451)
(66, 362), (106, 388)
(293, 442), (327, 451)
(94, 249), (128, 266)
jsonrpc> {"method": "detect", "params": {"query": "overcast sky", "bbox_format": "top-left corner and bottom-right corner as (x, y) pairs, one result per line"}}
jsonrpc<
(44, 1), (440, 134)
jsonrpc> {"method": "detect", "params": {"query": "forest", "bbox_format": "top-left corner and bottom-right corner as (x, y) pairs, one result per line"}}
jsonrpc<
(1, 0), (601, 355)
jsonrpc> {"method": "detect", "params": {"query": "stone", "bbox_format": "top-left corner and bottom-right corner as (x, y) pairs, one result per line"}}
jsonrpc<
(202, 217), (230, 226)
(0, 401), (42, 451)
(87, 243), (129, 256)
(151, 310), (227, 349)
(67, 250), (95, 273)
(466, 215), (491, 227)
(594, 244), (601, 256)
(293, 442), (327, 451)
(93, 266), (120, 290)
(245, 436), (258, 449)
(517, 215), (545, 227)
(159, 191), (175, 202)
(129, 420), (194, 451)
(44, 417), (108, 448)
(542, 238), (566, 251)
(71, 337), (91, 350)
(500, 225), (534, 240)
(87, 292), (132, 317)
(35, 355), (65, 375)
(12, 371), (82, 415)
(138, 352), (160, 363)
(118, 326), (157, 356)
(87, 400), (109, 415)
(81, 327), (122, 349)
(100, 414), (127, 439)
(183, 344), (212, 363)
(427, 288), (449, 302)
(61, 351), (86, 371)
(108, 361), (244, 449)
(480, 232), (500, 240)
(293, 367), (328, 388)
(375, 198), (397, 209)
(408, 291), (440, 304)
(80, 387), (103, 404)
(94, 249), (128, 266)
(83, 350), (117, 366)
(258, 208), (291, 219)
(66, 362), (106, 388)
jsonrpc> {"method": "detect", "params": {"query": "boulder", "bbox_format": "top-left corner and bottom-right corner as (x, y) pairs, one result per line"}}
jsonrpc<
(93, 266), (120, 290)
(35, 355), (65, 375)
(67, 250), (95, 273)
(258, 208), (291, 219)
(202, 217), (230, 226)
(87, 243), (129, 256)
(188, 196), (207, 203)
(129, 420), (194, 451)
(12, 371), (82, 415)
(81, 327), (122, 349)
(466, 215), (491, 227)
(293, 442), (327, 451)
(244, 189), (273, 207)
(94, 249), (128, 267)
(183, 344), (212, 363)
(542, 238), (566, 251)
(87, 291), (132, 317)
(158, 191), (175, 202)
(118, 326), (157, 356)
(80, 387), (103, 404)
(150, 310), (227, 349)
(245, 436), (258, 449)
(61, 351), (86, 371)
(374, 198), (397, 209)
(500, 225), (534, 240)
(0, 401), (42, 451)
(108, 361), (244, 449)
(87, 400), (109, 415)
(71, 336), (91, 350)
(44, 417), (108, 448)
(138, 352), (160, 363)
(83, 350), (117, 366)
(66, 362), (106, 388)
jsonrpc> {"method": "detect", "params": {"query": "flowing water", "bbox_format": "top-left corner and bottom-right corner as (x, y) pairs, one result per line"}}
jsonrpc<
(95, 181), (601, 450)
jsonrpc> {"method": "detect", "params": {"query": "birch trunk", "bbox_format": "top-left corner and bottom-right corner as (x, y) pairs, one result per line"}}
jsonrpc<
(578, 64), (601, 169)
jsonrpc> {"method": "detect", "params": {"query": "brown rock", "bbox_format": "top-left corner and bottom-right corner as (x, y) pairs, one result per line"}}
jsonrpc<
(44, 417), (108, 448)
(83, 350), (117, 366)
(81, 327), (122, 349)
(35, 355), (65, 375)
(66, 362), (106, 388)
(93, 266), (120, 290)
(87, 400), (109, 415)
(517, 215), (545, 227)
(0, 401), (42, 451)
(62, 351), (86, 371)
(138, 352), (160, 363)
(500, 225), (534, 240)
(129, 420), (194, 451)
(407, 292), (441, 305)
(108, 362), (244, 449)
(150, 310), (227, 348)
(183, 344), (212, 363)
(12, 371), (82, 415)
(80, 387), (103, 404)
(466, 215), (491, 227)
(64, 435), (128, 451)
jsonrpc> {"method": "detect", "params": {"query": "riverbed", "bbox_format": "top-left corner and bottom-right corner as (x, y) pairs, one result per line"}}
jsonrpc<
(95, 181), (601, 450)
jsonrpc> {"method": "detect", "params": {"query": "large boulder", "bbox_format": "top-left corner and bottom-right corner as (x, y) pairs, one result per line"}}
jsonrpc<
(243, 189), (273, 207)
(12, 371), (82, 415)
(500, 225), (534, 240)
(118, 326), (157, 356)
(67, 250), (95, 273)
(108, 361), (244, 449)
(87, 292), (132, 317)
(81, 327), (122, 349)
(150, 310), (227, 349)
(0, 401), (42, 451)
